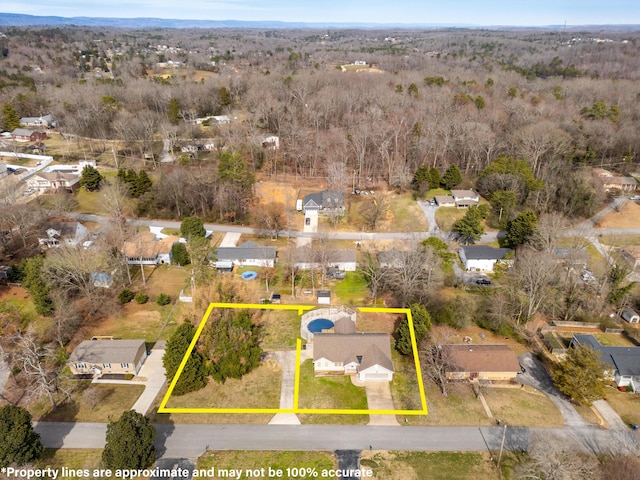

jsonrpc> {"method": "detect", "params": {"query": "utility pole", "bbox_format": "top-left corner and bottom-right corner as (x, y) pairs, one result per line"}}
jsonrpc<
(497, 423), (507, 470)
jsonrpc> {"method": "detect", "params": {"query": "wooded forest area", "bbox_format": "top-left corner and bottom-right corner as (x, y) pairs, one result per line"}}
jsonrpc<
(1, 26), (639, 221)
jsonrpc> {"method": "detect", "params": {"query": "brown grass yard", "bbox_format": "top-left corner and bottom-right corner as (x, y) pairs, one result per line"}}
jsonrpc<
(356, 311), (399, 335)
(603, 388), (640, 427)
(164, 362), (281, 411)
(482, 386), (564, 427)
(32, 383), (144, 422)
(37, 450), (103, 478)
(257, 309), (300, 349)
(597, 201), (640, 229)
(598, 234), (640, 247)
(361, 451), (500, 480)
(435, 207), (466, 231)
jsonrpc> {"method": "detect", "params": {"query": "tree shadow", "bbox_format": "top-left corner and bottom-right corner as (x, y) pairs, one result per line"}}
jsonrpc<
(153, 415), (175, 459)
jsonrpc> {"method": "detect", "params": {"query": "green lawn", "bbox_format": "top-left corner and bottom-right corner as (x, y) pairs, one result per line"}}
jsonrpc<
(598, 234), (640, 246)
(435, 207), (466, 231)
(333, 271), (370, 305)
(388, 351), (425, 414)
(197, 451), (336, 479)
(297, 360), (368, 424)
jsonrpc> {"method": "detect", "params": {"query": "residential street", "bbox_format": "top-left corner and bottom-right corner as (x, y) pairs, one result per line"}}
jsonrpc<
(33, 422), (639, 458)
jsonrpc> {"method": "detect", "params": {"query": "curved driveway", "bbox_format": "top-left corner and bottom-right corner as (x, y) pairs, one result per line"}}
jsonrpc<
(517, 353), (587, 428)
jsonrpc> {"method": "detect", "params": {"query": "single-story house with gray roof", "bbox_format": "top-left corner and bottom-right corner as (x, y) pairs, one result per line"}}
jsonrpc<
(11, 128), (47, 142)
(20, 114), (55, 128)
(215, 241), (277, 268)
(303, 190), (344, 216)
(459, 246), (512, 272)
(293, 247), (357, 272)
(571, 334), (640, 392)
(313, 332), (394, 382)
(68, 339), (147, 377)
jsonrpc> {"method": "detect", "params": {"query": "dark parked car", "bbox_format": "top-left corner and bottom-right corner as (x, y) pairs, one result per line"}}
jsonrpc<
(476, 278), (491, 285)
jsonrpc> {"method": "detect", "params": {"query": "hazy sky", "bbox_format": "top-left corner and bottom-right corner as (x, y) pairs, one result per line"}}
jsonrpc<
(1, 0), (638, 25)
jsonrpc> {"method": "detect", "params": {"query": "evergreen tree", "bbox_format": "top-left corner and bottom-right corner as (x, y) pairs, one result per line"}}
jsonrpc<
(79, 165), (104, 191)
(163, 321), (207, 395)
(503, 210), (538, 248)
(203, 310), (262, 383)
(411, 165), (430, 194)
(395, 304), (432, 355)
(0, 405), (44, 467)
(452, 205), (485, 244)
(21, 256), (54, 316)
(171, 242), (190, 266)
(427, 168), (441, 190)
(180, 216), (206, 239)
(2, 103), (20, 131)
(441, 164), (462, 189)
(134, 170), (153, 197)
(550, 344), (606, 405)
(167, 97), (180, 125)
(102, 410), (156, 470)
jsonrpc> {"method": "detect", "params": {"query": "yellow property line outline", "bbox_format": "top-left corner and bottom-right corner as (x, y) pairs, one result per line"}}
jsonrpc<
(158, 303), (428, 415)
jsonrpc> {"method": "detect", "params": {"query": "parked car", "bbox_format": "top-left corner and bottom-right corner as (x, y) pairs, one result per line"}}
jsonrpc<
(476, 278), (491, 285)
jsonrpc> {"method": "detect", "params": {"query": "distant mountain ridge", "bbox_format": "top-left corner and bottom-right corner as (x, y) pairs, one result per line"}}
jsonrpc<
(0, 12), (638, 30)
(0, 12), (475, 29)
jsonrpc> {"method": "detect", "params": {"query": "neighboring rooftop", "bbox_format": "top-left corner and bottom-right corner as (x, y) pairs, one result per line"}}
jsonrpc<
(68, 339), (146, 364)
(572, 334), (640, 377)
(445, 344), (521, 373)
(460, 245), (512, 260)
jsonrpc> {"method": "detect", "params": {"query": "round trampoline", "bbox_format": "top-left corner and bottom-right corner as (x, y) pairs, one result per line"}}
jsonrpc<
(240, 271), (258, 280)
(307, 318), (334, 333)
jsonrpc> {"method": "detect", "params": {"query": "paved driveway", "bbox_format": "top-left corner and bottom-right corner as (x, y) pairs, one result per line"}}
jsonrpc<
(364, 382), (399, 426)
(517, 353), (587, 428)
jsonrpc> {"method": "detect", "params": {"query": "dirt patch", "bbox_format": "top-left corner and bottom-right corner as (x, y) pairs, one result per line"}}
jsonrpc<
(597, 201), (640, 228)
(0, 285), (29, 302)
(436, 324), (529, 355)
(357, 312), (398, 334)
(254, 180), (300, 206)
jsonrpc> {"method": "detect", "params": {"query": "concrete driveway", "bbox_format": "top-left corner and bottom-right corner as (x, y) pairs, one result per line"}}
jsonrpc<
(363, 382), (399, 426)
(517, 353), (587, 428)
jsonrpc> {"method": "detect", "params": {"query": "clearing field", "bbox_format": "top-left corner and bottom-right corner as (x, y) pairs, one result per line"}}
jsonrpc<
(254, 180), (299, 206)
(597, 201), (640, 228)
(164, 362), (282, 411)
(361, 451), (500, 480)
(297, 360), (368, 424)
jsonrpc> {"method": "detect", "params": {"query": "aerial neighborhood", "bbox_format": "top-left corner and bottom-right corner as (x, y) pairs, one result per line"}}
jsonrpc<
(1, 14), (640, 480)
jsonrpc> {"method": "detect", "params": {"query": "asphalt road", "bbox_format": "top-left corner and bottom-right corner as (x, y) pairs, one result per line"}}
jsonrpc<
(34, 422), (640, 458)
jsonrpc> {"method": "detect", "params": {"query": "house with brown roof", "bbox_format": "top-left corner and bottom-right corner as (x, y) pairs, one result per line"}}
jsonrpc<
(123, 231), (180, 265)
(444, 344), (522, 381)
(68, 339), (147, 377)
(313, 332), (394, 382)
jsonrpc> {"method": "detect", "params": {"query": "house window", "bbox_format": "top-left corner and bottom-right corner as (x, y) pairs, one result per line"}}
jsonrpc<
(335, 362), (343, 367)
(76, 363), (86, 369)
(120, 363), (129, 368)
(103, 363), (111, 368)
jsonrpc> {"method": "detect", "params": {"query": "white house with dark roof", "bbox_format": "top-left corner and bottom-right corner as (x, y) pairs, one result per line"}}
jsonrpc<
(68, 339), (147, 377)
(20, 114), (55, 128)
(313, 332), (394, 382)
(293, 247), (357, 272)
(215, 241), (277, 268)
(303, 190), (344, 216)
(571, 334), (640, 392)
(27, 171), (79, 192)
(451, 190), (480, 207)
(459, 246), (512, 272)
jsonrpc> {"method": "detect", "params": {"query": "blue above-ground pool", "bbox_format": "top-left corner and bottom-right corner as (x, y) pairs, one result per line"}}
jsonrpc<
(240, 271), (258, 280)
(308, 318), (334, 333)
